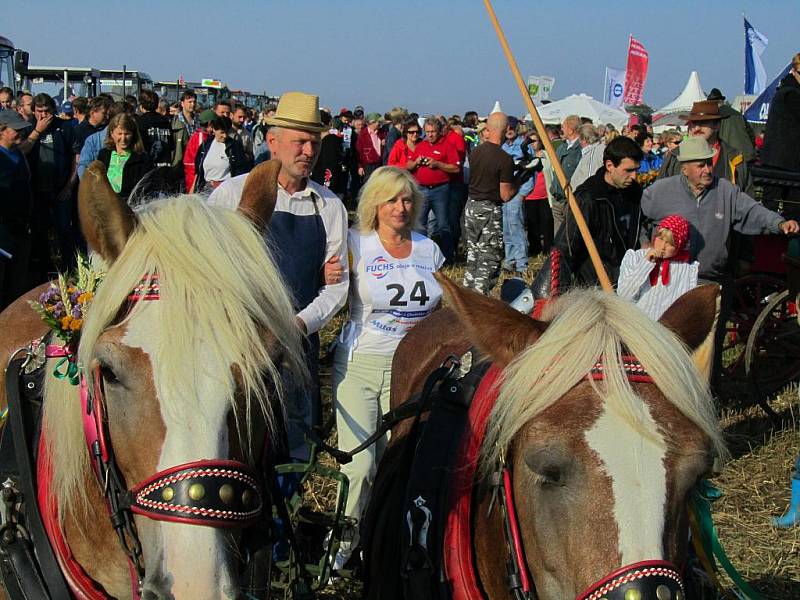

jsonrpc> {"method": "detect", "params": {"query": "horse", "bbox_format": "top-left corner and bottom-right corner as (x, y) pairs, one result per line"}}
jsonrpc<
(0, 160), (306, 599)
(364, 276), (725, 600)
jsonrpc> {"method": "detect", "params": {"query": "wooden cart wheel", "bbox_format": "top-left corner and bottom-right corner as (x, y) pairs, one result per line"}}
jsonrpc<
(744, 288), (800, 397)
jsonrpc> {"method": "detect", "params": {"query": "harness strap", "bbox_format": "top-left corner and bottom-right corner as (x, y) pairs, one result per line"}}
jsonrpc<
(2, 355), (72, 600)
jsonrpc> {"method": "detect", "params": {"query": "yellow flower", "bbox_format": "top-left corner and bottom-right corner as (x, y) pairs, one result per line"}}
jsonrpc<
(60, 316), (72, 329)
(78, 291), (93, 304)
(70, 319), (82, 331)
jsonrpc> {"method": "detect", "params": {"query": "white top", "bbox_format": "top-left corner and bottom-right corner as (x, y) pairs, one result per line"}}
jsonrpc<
(617, 249), (699, 320)
(202, 139), (231, 182)
(339, 229), (444, 356)
(207, 175), (349, 334)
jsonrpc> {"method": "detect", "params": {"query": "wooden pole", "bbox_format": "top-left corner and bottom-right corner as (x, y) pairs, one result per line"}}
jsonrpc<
(481, 0), (614, 292)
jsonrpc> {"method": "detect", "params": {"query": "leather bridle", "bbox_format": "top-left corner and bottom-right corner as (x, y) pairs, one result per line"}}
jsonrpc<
(55, 275), (271, 598)
(490, 356), (687, 600)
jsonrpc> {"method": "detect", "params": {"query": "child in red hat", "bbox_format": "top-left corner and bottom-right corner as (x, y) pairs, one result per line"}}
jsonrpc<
(617, 214), (699, 319)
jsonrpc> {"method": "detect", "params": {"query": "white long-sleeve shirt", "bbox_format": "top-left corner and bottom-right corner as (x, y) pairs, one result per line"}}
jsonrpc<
(208, 174), (349, 334)
(617, 249), (699, 320)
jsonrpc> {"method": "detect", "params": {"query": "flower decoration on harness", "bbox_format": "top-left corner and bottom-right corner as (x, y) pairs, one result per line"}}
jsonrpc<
(29, 255), (104, 385)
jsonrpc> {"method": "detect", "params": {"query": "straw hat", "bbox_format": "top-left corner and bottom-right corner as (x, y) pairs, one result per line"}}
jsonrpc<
(677, 137), (716, 162)
(265, 91), (326, 133)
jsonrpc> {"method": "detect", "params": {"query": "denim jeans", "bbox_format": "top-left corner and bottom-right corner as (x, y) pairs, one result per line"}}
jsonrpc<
(502, 191), (528, 271)
(415, 183), (453, 262)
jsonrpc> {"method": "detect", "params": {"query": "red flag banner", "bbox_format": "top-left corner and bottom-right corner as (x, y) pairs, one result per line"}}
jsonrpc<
(623, 36), (649, 105)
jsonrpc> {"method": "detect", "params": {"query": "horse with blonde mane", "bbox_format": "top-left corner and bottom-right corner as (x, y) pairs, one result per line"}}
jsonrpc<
(364, 277), (724, 600)
(0, 160), (305, 599)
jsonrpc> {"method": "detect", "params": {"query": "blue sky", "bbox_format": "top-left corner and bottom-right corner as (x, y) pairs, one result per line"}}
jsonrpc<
(5, 1), (797, 116)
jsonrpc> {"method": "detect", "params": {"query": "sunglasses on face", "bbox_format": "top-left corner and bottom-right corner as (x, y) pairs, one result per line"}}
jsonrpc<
(407, 130), (420, 136)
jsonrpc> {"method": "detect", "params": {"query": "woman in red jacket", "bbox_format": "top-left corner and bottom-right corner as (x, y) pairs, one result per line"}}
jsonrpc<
(355, 112), (385, 181)
(387, 118), (421, 169)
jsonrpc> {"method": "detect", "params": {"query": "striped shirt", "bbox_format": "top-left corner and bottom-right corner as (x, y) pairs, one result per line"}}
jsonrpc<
(617, 249), (699, 320)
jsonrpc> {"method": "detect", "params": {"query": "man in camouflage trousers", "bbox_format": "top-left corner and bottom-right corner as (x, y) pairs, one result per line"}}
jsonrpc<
(462, 112), (517, 294)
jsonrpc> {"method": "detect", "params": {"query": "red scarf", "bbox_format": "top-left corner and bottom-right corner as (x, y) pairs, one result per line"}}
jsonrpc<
(649, 215), (690, 286)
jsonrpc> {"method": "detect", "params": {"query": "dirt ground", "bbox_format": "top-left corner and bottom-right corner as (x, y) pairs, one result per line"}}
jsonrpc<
(309, 260), (800, 599)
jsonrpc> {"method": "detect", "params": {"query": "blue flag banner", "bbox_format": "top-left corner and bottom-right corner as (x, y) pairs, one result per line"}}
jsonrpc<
(744, 64), (791, 123)
(604, 67), (626, 109)
(744, 18), (769, 95)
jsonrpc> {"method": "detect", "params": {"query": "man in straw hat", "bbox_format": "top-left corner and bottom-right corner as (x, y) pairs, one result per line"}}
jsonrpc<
(209, 91), (348, 460)
(642, 136), (798, 387)
(658, 100), (752, 195)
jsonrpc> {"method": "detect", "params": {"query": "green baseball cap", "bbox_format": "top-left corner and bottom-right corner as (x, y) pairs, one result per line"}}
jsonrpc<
(199, 109), (216, 125)
(366, 112), (382, 123)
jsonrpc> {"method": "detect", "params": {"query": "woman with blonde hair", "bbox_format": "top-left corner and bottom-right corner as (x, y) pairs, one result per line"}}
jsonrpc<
(332, 166), (444, 570)
(97, 113), (152, 202)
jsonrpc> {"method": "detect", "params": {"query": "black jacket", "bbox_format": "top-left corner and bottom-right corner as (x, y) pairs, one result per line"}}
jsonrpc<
(532, 168), (643, 296)
(135, 111), (175, 167)
(0, 149), (33, 233)
(194, 135), (249, 192)
(97, 148), (154, 202)
(761, 73), (800, 172)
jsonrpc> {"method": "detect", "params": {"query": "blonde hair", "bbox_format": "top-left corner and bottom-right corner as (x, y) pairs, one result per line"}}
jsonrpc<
(656, 227), (675, 245)
(356, 166), (423, 233)
(44, 195), (306, 516)
(480, 288), (726, 475)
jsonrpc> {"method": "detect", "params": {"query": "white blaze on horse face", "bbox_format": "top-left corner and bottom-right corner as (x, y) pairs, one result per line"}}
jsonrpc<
(124, 301), (239, 599)
(585, 395), (668, 565)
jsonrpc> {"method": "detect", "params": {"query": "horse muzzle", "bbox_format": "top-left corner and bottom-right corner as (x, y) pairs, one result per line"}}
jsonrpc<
(128, 459), (265, 528)
(576, 560), (685, 600)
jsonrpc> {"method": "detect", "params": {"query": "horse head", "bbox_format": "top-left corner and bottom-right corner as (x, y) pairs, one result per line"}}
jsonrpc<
(42, 162), (305, 599)
(437, 275), (724, 600)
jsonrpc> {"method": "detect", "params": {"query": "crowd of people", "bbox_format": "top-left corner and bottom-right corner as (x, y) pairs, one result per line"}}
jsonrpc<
(1, 49), (800, 559)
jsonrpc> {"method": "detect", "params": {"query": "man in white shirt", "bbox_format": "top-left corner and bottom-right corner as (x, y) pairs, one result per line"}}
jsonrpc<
(208, 91), (348, 458)
(570, 123), (606, 190)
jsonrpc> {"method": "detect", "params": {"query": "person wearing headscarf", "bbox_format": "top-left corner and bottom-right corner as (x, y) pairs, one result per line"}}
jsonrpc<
(617, 214), (698, 319)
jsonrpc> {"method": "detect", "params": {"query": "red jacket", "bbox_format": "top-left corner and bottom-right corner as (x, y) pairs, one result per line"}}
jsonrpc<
(356, 127), (385, 168)
(387, 139), (416, 169)
(183, 129), (209, 191)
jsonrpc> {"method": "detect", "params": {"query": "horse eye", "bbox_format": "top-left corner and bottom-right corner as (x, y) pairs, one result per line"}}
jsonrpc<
(542, 468), (563, 485)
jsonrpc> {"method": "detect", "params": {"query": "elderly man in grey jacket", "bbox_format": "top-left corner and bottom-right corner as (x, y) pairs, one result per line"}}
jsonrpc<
(641, 137), (798, 281)
(640, 137), (798, 393)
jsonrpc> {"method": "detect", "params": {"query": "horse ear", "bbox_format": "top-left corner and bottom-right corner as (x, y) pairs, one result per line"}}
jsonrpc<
(237, 159), (282, 231)
(78, 161), (137, 263)
(658, 284), (720, 379)
(434, 273), (547, 367)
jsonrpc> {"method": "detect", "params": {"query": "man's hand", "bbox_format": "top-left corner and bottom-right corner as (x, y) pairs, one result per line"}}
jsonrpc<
(406, 157), (420, 170)
(780, 220), (800, 234)
(323, 255), (343, 285)
(35, 112), (53, 133)
(427, 158), (439, 169)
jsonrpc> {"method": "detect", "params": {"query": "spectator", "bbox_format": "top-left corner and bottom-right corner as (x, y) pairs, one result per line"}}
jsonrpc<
(57, 101), (75, 124)
(183, 109), (216, 192)
(570, 123), (605, 189)
(78, 101), (133, 177)
(387, 117), (420, 168)
(72, 96), (88, 124)
(16, 92), (34, 124)
(462, 112), (516, 294)
(229, 104), (254, 166)
(72, 95), (112, 156)
(0, 110), (34, 308)
(171, 89), (199, 175)
(168, 102), (179, 117)
(500, 117), (530, 274)
(637, 132), (663, 173)
(252, 108), (272, 164)
(382, 107), (407, 163)
(27, 93), (78, 274)
(311, 110), (347, 196)
(411, 116), (460, 262)
(97, 113), (154, 202)
(193, 116), (248, 193)
(356, 112), (385, 181)
(445, 116), (468, 254)
(157, 98), (170, 117)
(532, 136), (644, 296)
(214, 100), (232, 119)
(707, 87), (756, 163)
(135, 89), (174, 168)
(522, 131), (553, 255)
(0, 87), (13, 110)
(550, 114), (582, 233)
(332, 166), (444, 571)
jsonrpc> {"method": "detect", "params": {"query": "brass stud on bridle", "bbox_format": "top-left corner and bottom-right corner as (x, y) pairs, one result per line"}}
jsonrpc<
(161, 486), (175, 502)
(188, 483), (206, 501)
(219, 484), (235, 505)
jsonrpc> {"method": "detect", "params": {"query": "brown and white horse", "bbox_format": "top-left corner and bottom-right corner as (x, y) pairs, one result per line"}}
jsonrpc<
(0, 161), (305, 599)
(365, 277), (725, 600)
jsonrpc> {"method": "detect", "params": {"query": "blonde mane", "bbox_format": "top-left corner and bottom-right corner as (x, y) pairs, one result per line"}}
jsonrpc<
(43, 195), (306, 514)
(480, 289), (726, 473)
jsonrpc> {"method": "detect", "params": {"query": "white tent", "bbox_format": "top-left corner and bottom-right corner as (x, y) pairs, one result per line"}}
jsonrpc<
(524, 94), (629, 129)
(490, 100), (503, 114)
(655, 71), (706, 116)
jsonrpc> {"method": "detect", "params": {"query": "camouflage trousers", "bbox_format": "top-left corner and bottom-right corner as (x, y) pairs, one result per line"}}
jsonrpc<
(462, 198), (504, 295)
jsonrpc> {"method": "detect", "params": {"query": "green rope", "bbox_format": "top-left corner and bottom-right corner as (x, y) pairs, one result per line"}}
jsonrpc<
(691, 480), (763, 600)
(52, 356), (81, 386)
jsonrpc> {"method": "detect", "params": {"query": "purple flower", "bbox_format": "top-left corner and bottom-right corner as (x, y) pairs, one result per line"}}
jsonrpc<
(72, 306), (82, 318)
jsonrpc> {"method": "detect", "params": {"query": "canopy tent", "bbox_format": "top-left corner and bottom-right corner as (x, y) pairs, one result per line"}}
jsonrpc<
(655, 71), (706, 117)
(523, 94), (629, 129)
(744, 64), (792, 123)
